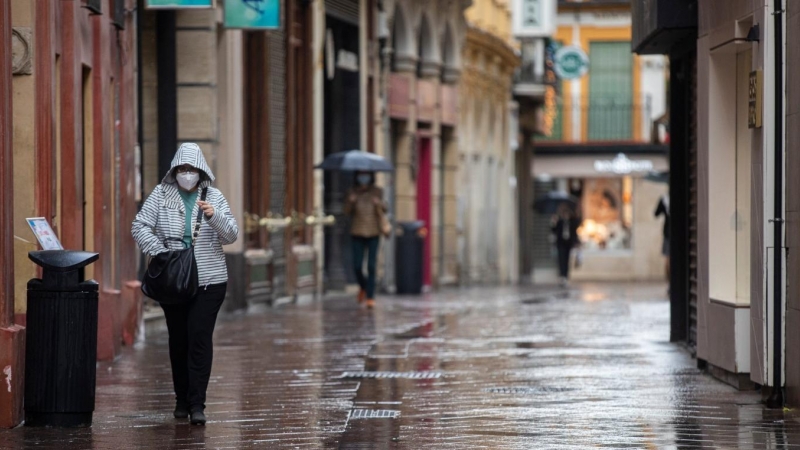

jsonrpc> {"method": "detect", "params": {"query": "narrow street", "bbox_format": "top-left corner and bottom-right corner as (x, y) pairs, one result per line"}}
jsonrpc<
(2, 283), (798, 449)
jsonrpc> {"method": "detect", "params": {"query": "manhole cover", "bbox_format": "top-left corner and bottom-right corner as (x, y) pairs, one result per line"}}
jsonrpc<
(349, 409), (401, 419)
(339, 371), (442, 380)
(484, 386), (575, 394)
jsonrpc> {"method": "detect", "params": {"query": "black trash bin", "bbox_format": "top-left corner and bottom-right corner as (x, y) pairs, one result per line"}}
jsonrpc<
(25, 250), (99, 428)
(395, 221), (426, 295)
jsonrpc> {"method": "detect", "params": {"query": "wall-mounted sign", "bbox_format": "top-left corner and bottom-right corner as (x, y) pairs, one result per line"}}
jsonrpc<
(749, 70), (762, 129)
(145, 0), (214, 8)
(224, 0), (281, 29)
(554, 46), (589, 80)
(26, 218), (63, 250)
(594, 153), (654, 174)
(512, 0), (556, 38)
(336, 49), (359, 72)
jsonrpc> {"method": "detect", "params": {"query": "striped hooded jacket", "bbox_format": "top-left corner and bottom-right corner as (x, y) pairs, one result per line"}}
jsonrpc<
(132, 143), (239, 288)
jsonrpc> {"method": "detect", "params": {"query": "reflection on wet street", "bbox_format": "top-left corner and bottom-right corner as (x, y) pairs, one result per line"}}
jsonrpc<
(3, 283), (800, 448)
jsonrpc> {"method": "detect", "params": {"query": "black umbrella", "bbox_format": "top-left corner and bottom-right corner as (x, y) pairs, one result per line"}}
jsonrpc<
(533, 191), (579, 215)
(315, 150), (394, 172)
(644, 171), (669, 184)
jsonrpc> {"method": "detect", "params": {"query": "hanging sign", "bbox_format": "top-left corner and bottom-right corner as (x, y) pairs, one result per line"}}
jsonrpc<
(145, 0), (214, 9)
(554, 46), (589, 80)
(26, 218), (63, 251)
(224, 0), (281, 29)
(749, 70), (762, 129)
(512, 0), (556, 38)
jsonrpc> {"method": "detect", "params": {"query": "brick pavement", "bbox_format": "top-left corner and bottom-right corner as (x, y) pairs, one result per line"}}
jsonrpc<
(2, 283), (800, 449)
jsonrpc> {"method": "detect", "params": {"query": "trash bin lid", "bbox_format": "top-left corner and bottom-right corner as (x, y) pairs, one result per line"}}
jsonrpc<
(28, 250), (100, 272)
(397, 221), (426, 231)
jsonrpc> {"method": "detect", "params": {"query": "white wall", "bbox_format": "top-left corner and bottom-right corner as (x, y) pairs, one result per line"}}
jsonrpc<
(640, 55), (668, 142)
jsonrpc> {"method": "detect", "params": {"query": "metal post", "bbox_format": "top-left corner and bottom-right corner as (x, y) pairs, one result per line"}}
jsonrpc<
(767, 0), (785, 408)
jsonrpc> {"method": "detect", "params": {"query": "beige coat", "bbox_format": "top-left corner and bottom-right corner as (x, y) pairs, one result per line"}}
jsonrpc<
(344, 186), (386, 238)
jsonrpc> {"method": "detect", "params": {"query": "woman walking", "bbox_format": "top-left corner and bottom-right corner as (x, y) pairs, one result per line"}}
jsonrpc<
(345, 171), (387, 309)
(132, 143), (238, 425)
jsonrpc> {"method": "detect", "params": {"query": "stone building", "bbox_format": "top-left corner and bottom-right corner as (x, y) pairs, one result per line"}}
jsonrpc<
(376, 0), (469, 289)
(457, 2), (520, 284)
(530, 1), (669, 284)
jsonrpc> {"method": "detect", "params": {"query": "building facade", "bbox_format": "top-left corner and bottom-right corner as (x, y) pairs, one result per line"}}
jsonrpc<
(377, 0), (468, 290)
(531, 0), (668, 284)
(457, 2), (520, 284)
(635, 0), (800, 409)
(1, 0), (141, 428)
(139, 0), (319, 312)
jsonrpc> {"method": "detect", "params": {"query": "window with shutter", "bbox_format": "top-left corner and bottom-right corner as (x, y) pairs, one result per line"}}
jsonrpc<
(588, 41), (632, 141)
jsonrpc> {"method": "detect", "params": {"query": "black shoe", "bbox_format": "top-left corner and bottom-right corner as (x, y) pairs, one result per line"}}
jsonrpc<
(190, 410), (206, 426)
(174, 403), (190, 419)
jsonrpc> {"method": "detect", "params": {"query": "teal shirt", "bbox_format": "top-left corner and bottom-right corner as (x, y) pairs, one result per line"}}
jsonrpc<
(178, 189), (200, 248)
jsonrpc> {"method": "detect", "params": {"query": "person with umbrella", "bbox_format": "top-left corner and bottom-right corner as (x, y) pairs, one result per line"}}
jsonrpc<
(316, 150), (394, 309)
(551, 204), (581, 287)
(344, 171), (388, 308)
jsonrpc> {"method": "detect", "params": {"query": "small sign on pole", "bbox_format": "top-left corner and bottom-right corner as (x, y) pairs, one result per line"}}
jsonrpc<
(224, 0), (281, 29)
(25, 218), (63, 251)
(749, 70), (762, 129)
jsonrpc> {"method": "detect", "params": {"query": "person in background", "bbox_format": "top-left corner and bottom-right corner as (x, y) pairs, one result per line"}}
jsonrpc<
(551, 204), (581, 287)
(345, 171), (386, 308)
(655, 193), (670, 280)
(132, 143), (239, 426)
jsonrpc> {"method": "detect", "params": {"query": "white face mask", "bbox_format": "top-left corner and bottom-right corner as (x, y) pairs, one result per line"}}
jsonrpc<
(357, 174), (371, 186)
(177, 172), (200, 190)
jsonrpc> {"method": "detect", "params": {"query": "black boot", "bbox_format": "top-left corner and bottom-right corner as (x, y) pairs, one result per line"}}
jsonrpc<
(190, 410), (206, 426)
(174, 402), (190, 419)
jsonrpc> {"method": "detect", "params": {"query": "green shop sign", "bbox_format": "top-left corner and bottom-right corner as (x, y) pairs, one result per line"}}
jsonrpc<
(225, 0), (281, 29)
(145, 0), (214, 8)
(554, 46), (589, 80)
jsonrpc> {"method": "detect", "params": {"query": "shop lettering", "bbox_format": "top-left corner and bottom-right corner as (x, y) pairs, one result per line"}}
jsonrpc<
(594, 154), (654, 174)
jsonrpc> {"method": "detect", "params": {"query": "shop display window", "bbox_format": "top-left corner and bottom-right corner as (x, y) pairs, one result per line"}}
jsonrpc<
(573, 177), (633, 251)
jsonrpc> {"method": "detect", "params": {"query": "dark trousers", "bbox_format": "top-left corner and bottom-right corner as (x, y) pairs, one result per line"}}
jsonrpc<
(161, 283), (227, 412)
(352, 236), (379, 298)
(556, 242), (572, 278)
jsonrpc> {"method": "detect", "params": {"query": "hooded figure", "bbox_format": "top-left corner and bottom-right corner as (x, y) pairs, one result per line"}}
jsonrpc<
(132, 143), (238, 426)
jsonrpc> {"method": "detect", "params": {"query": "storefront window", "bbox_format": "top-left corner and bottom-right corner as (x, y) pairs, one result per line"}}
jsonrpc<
(574, 177), (633, 251)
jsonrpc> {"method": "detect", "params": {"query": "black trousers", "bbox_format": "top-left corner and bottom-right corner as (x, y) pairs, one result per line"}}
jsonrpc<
(352, 236), (380, 298)
(161, 282), (227, 412)
(556, 242), (572, 278)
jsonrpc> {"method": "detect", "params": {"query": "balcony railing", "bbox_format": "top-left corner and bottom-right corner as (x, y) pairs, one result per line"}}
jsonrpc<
(537, 100), (655, 143)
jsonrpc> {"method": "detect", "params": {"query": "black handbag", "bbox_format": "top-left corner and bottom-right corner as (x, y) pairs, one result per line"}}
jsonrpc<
(141, 188), (207, 305)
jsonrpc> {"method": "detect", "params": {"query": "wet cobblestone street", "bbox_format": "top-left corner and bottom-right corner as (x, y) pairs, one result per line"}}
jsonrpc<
(3, 283), (800, 449)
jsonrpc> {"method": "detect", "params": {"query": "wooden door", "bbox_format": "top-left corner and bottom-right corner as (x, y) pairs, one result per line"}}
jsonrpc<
(417, 137), (432, 287)
(286, 0), (313, 245)
(243, 32), (271, 250)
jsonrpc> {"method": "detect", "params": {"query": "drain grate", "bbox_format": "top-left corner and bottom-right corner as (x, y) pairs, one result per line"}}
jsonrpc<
(340, 371), (442, 380)
(349, 409), (401, 419)
(484, 386), (575, 395)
